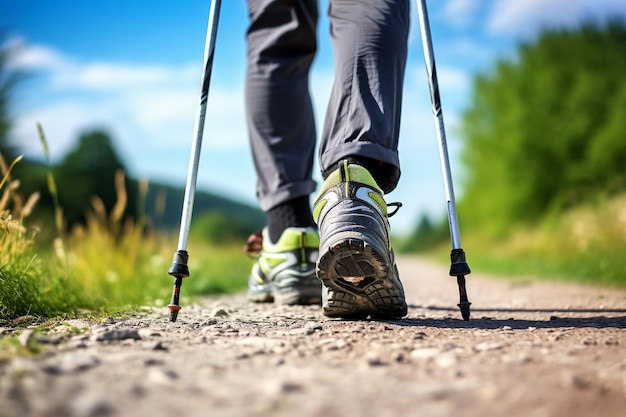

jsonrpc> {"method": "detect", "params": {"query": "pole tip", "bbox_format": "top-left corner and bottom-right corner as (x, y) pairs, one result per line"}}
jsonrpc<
(458, 302), (471, 321)
(167, 304), (181, 322)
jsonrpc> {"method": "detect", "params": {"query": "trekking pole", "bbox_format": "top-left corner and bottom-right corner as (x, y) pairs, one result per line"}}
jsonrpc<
(416, 0), (472, 320)
(167, 0), (222, 322)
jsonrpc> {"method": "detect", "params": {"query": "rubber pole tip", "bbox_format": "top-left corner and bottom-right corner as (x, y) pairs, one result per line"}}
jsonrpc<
(458, 302), (471, 321)
(167, 304), (181, 322)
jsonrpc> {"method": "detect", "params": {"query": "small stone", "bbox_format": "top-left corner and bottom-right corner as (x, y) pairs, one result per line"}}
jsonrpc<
(144, 358), (164, 366)
(581, 337), (597, 346)
(152, 341), (168, 351)
(18, 329), (36, 347)
(71, 394), (116, 417)
(36, 334), (64, 344)
(474, 342), (504, 352)
(280, 382), (303, 393)
(92, 329), (141, 342)
(366, 353), (385, 366)
(64, 319), (91, 330)
(147, 368), (179, 384)
(334, 339), (348, 350)
(304, 322), (323, 331)
(410, 348), (440, 359)
(138, 328), (161, 338)
(43, 354), (100, 374)
(272, 357), (286, 366)
(289, 328), (315, 336)
(435, 355), (457, 368)
(211, 308), (229, 318)
(565, 374), (592, 390)
(7, 358), (37, 376)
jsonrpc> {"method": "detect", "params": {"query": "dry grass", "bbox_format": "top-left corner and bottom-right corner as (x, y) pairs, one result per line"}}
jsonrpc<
(0, 126), (250, 323)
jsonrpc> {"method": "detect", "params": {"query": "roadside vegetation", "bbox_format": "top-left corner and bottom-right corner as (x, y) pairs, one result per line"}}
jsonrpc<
(0, 38), (261, 323)
(0, 135), (252, 323)
(403, 22), (626, 287)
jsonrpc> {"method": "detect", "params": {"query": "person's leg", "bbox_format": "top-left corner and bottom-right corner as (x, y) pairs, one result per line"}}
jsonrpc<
(245, 0), (321, 305)
(246, 0), (319, 242)
(319, 0), (410, 193)
(313, 0), (410, 318)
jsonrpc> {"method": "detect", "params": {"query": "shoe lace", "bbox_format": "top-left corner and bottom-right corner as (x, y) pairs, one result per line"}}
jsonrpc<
(387, 202), (402, 217)
(242, 229), (263, 259)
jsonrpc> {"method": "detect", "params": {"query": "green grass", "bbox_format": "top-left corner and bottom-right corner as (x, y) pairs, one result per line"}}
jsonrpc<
(419, 193), (626, 288)
(0, 171), (250, 323)
(455, 244), (626, 288)
(0, 128), (250, 323)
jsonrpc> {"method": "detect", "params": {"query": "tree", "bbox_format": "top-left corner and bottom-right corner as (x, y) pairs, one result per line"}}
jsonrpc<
(400, 214), (449, 253)
(459, 22), (626, 235)
(56, 130), (133, 228)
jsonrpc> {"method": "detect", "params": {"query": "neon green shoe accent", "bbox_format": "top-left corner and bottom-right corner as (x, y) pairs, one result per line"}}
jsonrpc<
(316, 162), (382, 197)
(368, 191), (387, 213)
(247, 227), (321, 305)
(313, 162), (387, 223)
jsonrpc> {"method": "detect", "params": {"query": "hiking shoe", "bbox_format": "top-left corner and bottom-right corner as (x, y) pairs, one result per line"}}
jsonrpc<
(245, 227), (321, 305)
(313, 160), (407, 319)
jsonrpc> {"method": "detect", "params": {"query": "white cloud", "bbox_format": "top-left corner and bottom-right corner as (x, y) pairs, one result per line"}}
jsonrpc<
(13, 101), (116, 161)
(6, 37), (201, 90)
(4, 37), (67, 72)
(441, 0), (481, 27)
(487, 0), (626, 37)
(48, 59), (200, 92)
(9, 39), (250, 161)
(438, 66), (471, 93)
(53, 63), (178, 90)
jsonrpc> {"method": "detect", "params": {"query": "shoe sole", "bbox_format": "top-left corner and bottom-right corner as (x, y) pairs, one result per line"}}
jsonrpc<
(317, 238), (407, 319)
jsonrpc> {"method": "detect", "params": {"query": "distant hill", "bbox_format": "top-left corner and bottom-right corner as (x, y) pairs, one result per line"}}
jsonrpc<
(12, 158), (265, 238)
(135, 179), (265, 232)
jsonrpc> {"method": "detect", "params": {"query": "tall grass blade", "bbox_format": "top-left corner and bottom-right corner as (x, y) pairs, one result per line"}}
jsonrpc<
(37, 123), (64, 237)
(0, 155), (23, 190)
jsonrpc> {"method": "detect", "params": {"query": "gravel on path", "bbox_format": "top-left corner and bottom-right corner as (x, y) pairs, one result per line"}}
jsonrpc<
(1, 257), (625, 417)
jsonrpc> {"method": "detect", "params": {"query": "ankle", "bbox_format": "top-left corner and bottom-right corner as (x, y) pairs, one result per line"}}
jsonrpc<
(267, 196), (315, 243)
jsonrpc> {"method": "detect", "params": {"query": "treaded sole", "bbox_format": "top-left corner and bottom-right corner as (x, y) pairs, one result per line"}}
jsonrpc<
(317, 239), (407, 319)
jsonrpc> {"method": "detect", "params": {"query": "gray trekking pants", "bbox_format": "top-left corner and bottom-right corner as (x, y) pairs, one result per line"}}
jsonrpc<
(246, 0), (410, 211)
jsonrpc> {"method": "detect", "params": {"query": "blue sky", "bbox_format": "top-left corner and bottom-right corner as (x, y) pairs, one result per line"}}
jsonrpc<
(2, 0), (625, 233)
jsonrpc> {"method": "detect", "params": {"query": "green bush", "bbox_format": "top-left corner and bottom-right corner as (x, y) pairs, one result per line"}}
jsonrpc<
(460, 22), (626, 236)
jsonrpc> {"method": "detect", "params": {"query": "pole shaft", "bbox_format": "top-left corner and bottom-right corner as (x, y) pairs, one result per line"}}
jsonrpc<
(416, 0), (462, 250)
(177, 0), (222, 251)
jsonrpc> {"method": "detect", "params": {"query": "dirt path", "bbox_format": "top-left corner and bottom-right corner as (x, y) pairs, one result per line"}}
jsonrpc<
(1, 257), (625, 417)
